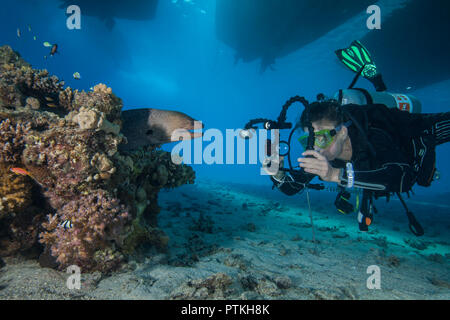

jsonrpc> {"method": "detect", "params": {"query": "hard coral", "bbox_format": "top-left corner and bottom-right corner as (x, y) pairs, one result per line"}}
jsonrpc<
(0, 118), (31, 163)
(0, 46), (30, 67)
(66, 106), (121, 135)
(0, 164), (33, 216)
(0, 46), (31, 107)
(0, 163), (44, 257)
(0, 45), (197, 273)
(0, 46), (63, 108)
(40, 190), (129, 272)
(59, 84), (122, 120)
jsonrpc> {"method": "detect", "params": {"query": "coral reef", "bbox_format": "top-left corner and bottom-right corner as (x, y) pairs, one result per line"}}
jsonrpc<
(0, 164), (33, 214)
(0, 118), (31, 163)
(0, 45), (195, 272)
(0, 163), (44, 257)
(0, 46), (62, 109)
(170, 273), (234, 299)
(39, 190), (129, 272)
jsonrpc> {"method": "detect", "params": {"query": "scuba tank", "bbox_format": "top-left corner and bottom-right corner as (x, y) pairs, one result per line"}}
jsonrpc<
(334, 40), (422, 113)
(335, 89), (422, 113)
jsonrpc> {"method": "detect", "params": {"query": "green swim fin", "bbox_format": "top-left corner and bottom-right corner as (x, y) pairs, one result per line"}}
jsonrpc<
(336, 40), (387, 92)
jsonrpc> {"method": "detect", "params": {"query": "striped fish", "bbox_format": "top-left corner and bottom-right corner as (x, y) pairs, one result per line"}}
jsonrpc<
(60, 220), (73, 230)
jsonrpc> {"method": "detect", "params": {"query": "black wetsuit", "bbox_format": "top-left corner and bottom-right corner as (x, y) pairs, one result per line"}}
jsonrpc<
(271, 103), (450, 233)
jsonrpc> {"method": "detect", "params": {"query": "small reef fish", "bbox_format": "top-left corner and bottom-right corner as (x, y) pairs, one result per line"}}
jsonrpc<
(60, 220), (73, 230)
(28, 25), (32, 32)
(43, 41), (52, 47)
(9, 167), (43, 187)
(50, 44), (58, 56)
(46, 103), (57, 108)
(43, 44), (58, 60)
(17, 28), (21, 37)
(10, 167), (32, 176)
(406, 86), (412, 90)
(33, 36), (36, 41)
(45, 96), (54, 102)
(73, 72), (81, 80)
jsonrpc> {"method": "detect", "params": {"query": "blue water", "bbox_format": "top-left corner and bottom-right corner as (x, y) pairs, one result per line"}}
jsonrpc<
(2, 0), (449, 193)
(1, 0), (450, 300)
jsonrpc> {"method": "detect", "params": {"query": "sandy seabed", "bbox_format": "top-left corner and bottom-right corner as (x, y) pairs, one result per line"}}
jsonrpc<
(1, 179), (449, 300)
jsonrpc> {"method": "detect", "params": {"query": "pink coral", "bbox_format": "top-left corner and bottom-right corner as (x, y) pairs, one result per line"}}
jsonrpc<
(0, 45), (197, 273)
(40, 190), (129, 272)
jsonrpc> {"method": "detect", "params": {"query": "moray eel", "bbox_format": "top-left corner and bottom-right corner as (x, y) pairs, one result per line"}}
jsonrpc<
(120, 108), (203, 151)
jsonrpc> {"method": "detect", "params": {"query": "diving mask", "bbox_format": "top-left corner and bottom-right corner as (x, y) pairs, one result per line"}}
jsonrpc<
(298, 120), (352, 150)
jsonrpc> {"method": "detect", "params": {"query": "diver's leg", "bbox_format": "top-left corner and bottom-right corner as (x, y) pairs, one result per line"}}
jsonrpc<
(430, 112), (450, 145)
(420, 112), (450, 145)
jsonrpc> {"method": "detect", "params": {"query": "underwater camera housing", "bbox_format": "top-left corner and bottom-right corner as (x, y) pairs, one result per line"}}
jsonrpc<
(240, 96), (324, 191)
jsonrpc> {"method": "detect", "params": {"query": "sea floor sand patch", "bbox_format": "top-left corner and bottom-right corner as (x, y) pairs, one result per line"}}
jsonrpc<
(1, 179), (449, 299)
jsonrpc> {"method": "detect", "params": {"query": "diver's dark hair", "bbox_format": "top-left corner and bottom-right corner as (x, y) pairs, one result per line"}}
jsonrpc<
(299, 99), (344, 129)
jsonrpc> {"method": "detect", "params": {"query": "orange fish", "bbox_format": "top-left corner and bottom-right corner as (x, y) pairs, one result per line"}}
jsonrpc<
(10, 167), (43, 187)
(10, 167), (31, 176)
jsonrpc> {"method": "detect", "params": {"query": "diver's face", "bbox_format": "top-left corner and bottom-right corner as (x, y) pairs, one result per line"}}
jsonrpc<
(307, 120), (347, 161)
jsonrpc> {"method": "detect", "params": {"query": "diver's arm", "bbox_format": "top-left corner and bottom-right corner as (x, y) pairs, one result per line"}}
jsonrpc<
(338, 162), (415, 192)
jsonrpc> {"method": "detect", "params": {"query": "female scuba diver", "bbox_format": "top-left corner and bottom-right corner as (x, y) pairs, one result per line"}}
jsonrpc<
(266, 40), (450, 236)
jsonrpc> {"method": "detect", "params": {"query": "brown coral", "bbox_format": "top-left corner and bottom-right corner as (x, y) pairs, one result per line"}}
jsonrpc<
(0, 118), (31, 163)
(0, 163), (44, 257)
(58, 84), (122, 120)
(0, 46), (30, 67)
(0, 47), (63, 108)
(0, 46), (31, 108)
(0, 164), (33, 216)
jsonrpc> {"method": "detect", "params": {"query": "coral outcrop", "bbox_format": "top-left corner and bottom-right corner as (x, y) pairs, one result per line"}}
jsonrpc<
(0, 163), (42, 257)
(0, 164), (33, 215)
(40, 190), (129, 273)
(170, 273), (234, 299)
(0, 45), (195, 272)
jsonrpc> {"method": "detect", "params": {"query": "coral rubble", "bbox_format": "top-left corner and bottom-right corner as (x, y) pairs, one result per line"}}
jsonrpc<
(0, 45), (195, 272)
(170, 273), (234, 299)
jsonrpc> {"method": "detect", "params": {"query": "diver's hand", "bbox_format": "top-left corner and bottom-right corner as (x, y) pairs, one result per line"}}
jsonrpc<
(298, 150), (340, 183)
(262, 156), (285, 178)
